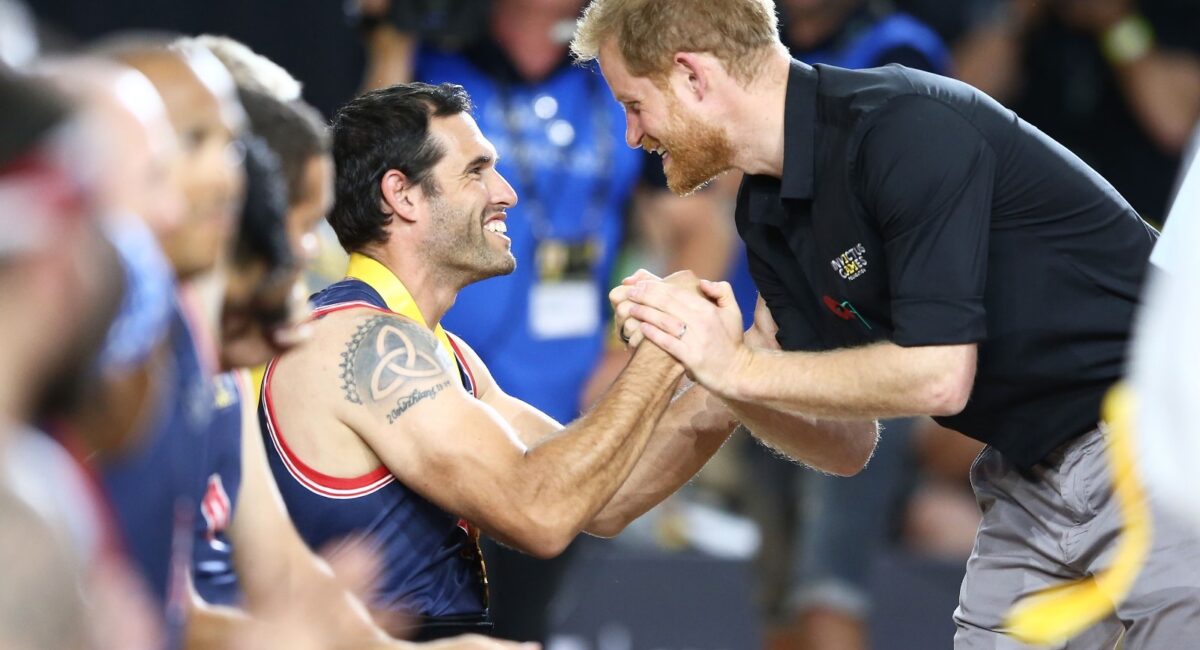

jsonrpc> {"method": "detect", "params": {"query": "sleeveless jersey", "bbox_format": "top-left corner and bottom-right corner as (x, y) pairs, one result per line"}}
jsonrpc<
(259, 278), (489, 639)
(100, 299), (213, 648)
(191, 372), (245, 606)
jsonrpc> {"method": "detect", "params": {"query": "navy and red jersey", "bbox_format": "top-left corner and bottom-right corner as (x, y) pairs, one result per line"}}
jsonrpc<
(259, 279), (490, 639)
(100, 300), (213, 647)
(191, 372), (245, 606)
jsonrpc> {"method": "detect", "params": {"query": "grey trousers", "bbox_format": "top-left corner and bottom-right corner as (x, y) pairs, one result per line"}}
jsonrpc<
(954, 428), (1200, 649)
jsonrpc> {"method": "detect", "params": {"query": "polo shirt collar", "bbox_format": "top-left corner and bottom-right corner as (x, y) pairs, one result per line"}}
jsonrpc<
(780, 60), (818, 201)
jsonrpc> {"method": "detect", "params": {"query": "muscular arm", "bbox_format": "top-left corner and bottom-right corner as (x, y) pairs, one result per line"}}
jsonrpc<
(585, 380), (738, 536)
(342, 314), (683, 558)
(450, 334), (738, 538)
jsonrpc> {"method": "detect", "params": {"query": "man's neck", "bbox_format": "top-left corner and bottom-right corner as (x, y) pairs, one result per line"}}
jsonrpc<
(177, 263), (226, 375)
(728, 49), (795, 178)
(491, 2), (574, 81)
(364, 247), (460, 329)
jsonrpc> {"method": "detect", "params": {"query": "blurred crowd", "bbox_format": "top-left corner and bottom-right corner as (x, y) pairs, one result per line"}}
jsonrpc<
(3, 0), (1199, 649)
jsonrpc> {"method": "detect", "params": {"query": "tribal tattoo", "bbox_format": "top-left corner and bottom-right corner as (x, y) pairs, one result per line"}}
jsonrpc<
(339, 315), (450, 414)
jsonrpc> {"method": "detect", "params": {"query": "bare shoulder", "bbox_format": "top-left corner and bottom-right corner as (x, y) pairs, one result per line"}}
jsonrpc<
(446, 331), (501, 401)
(333, 311), (458, 416)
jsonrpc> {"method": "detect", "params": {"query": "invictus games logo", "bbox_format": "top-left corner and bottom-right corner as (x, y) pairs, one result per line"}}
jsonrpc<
(831, 243), (868, 280)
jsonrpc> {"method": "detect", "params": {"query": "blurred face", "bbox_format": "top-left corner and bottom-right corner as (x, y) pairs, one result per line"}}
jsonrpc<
(417, 113), (518, 283)
(0, 125), (122, 421)
(32, 223), (124, 420)
(286, 154), (334, 266)
(598, 43), (735, 196)
(131, 51), (246, 278)
(100, 71), (185, 237)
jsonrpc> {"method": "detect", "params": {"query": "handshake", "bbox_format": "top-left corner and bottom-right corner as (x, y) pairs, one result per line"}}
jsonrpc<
(608, 269), (781, 396)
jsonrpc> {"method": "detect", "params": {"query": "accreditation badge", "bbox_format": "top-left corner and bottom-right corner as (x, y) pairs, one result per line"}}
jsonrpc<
(529, 239), (602, 339)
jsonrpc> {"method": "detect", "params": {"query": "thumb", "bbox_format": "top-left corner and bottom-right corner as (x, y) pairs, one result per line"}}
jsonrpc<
(622, 268), (660, 286)
(699, 279), (735, 307)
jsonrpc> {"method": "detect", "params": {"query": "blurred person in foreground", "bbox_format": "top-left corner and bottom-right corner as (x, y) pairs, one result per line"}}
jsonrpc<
(0, 67), (138, 650)
(1128, 141), (1200, 537)
(574, 0), (1199, 647)
(45, 37), (251, 648)
(259, 81), (746, 640)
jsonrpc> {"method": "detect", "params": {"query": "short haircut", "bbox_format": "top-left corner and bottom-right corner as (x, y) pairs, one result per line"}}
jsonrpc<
(190, 34), (302, 101)
(571, 0), (780, 84)
(236, 87), (330, 205)
(328, 82), (472, 253)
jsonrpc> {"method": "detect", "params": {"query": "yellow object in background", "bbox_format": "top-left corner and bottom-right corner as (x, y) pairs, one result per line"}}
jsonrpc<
(1003, 384), (1151, 646)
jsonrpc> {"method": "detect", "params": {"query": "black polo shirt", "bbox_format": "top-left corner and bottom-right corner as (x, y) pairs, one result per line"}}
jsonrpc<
(737, 61), (1158, 470)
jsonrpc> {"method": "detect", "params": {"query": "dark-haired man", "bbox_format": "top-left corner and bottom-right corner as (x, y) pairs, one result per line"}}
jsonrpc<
(261, 82), (741, 640)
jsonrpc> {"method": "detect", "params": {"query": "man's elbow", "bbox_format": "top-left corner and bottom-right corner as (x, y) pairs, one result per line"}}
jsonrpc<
(920, 350), (975, 417)
(924, 374), (972, 417)
(497, 512), (578, 559)
(583, 512), (629, 540)
(825, 424), (878, 477)
(519, 526), (575, 560)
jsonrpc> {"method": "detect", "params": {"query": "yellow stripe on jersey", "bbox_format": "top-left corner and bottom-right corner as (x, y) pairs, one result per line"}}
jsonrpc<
(345, 252), (458, 369)
(1004, 383), (1151, 645)
(248, 253), (460, 407)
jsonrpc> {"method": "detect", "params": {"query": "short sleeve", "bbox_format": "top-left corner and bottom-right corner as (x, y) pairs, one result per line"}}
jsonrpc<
(857, 96), (996, 346)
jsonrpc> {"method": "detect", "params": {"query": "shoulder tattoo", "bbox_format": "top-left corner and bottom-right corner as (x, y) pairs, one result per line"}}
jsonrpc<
(339, 315), (453, 420)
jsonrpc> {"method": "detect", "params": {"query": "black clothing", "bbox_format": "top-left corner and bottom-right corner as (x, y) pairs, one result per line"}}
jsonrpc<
(737, 61), (1157, 470)
(1012, 2), (1200, 222)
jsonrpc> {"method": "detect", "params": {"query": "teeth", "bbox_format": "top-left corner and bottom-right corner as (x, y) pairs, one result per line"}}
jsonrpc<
(485, 221), (507, 234)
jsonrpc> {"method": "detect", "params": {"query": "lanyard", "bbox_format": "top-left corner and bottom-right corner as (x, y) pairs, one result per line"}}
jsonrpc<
(345, 252), (457, 365)
(495, 70), (615, 242)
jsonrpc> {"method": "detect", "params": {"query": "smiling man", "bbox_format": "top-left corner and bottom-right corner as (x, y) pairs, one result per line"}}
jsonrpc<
(573, 0), (1199, 647)
(259, 82), (739, 641)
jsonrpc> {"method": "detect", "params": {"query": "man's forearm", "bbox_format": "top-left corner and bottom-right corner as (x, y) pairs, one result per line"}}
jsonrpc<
(519, 344), (684, 550)
(586, 381), (738, 536)
(725, 398), (877, 476)
(723, 341), (975, 419)
(361, 25), (417, 91)
(1112, 52), (1200, 154)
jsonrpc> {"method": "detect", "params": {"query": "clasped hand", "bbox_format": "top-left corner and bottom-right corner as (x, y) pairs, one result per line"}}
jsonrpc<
(609, 269), (753, 396)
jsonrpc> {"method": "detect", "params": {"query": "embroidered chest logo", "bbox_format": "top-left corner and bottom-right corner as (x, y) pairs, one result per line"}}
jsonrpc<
(831, 243), (868, 281)
(201, 474), (232, 541)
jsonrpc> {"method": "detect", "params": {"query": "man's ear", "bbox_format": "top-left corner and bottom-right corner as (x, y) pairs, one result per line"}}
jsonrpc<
(380, 169), (418, 224)
(672, 52), (713, 101)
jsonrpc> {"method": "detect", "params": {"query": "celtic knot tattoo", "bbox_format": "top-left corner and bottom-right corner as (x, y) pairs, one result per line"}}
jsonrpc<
(369, 323), (445, 400)
(340, 315), (451, 417)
